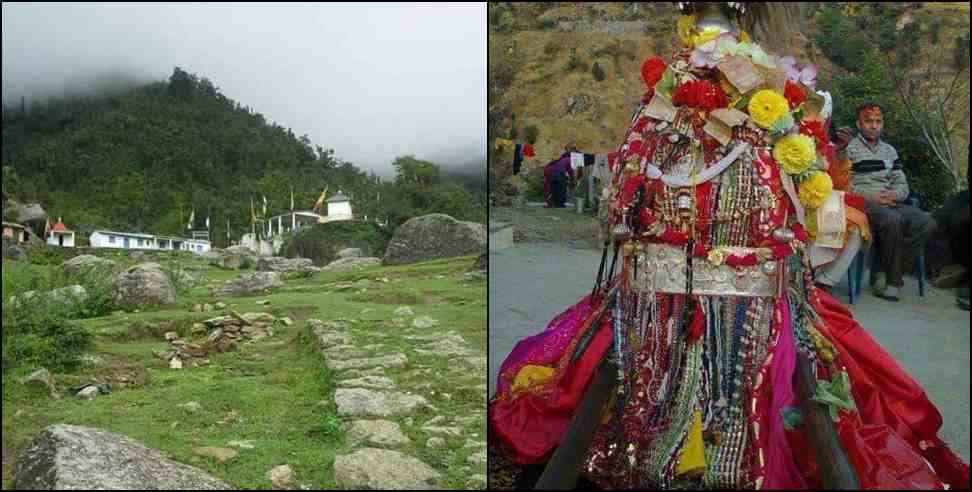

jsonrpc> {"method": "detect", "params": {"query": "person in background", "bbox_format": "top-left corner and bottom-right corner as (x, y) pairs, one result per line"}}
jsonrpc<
(546, 144), (576, 208)
(932, 154), (970, 311)
(847, 103), (936, 301)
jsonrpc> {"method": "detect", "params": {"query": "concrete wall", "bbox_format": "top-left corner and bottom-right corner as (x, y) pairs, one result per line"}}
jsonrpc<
(46, 233), (75, 248)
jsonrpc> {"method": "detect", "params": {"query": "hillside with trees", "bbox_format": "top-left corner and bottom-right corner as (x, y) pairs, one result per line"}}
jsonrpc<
(2, 67), (485, 246)
(489, 2), (970, 208)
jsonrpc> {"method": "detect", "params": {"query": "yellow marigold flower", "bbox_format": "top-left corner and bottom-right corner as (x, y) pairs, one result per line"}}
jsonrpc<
(773, 134), (817, 175)
(677, 15), (698, 47)
(748, 90), (790, 129)
(799, 171), (834, 210)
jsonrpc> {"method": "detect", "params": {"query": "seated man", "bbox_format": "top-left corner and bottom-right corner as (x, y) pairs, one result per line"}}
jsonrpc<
(847, 103), (936, 301)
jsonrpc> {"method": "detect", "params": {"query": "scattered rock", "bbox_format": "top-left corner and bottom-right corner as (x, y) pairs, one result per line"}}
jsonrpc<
(279, 317), (294, 327)
(326, 354), (408, 372)
(192, 447), (239, 464)
(468, 449), (487, 467)
(383, 214), (486, 266)
(267, 465), (297, 490)
(412, 316), (440, 329)
(463, 439), (486, 449)
(426, 437), (446, 449)
(74, 384), (110, 400)
(333, 448), (441, 490)
(424, 416), (446, 427)
(335, 388), (428, 417)
(256, 300), (272, 306)
(339, 367), (387, 379)
(12, 425), (232, 490)
(393, 306), (414, 317)
(346, 420), (412, 448)
(179, 402), (202, 414)
(21, 368), (57, 394)
(214, 302), (227, 310)
(215, 272), (283, 297)
(113, 263), (177, 308)
(169, 358), (183, 370)
(165, 332), (179, 342)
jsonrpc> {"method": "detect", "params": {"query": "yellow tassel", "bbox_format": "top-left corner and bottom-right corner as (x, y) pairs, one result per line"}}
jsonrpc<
(510, 365), (555, 393)
(676, 410), (707, 478)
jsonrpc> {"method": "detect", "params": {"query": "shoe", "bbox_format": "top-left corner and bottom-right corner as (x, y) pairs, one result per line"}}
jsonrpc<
(877, 285), (900, 302)
(872, 272), (887, 295)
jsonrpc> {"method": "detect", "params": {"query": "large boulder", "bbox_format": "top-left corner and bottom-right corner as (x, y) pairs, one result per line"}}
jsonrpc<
(13, 424), (233, 490)
(12, 202), (48, 225)
(215, 272), (283, 297)
(208, 246), (253, 270)
(383, 214), (486, 266)
(61, 255), (116, 278)
(2, 236), (27, 262)
(113, 263), (176, 308)
(255, 257), (314, 274)
(321, 257), (382, 272)
(337, 248), (363, 259)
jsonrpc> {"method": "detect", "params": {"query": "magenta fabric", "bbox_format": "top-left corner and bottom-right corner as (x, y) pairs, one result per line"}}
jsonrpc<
(764, 295), (809, 490)
(495, 294), (594, 395)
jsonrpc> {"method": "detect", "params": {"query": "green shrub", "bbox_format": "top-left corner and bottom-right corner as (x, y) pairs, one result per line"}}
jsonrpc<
(2, 292), (93, 373)
(523, 166), (546, 202)
(538, 17), (557, 30)
(281, 221), (391, 267)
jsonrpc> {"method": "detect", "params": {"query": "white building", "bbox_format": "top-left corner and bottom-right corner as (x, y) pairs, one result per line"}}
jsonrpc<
(325, 193), (354, 222)
(46, 220), (76, 248)
(89, 230), (211, 253)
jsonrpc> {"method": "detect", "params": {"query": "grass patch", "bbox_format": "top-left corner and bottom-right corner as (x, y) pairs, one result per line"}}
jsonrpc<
(3, 254), (485, 489)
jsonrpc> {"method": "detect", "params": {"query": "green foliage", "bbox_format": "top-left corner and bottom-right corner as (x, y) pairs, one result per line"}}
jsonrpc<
(815, 4), (872, 70)
(2, 272), (93, 372)
(282, 221), (391, 267)
(522, 165), (546, 202)
(538, 17), (557, 30)
(928, 18), (943, 45)
(393, 155), (440, 187)
(524, 125), (540, 145)
(592, 62), (606, 82)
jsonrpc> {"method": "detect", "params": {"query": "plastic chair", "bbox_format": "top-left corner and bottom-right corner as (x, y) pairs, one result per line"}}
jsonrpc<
(847, 194), (927, 304)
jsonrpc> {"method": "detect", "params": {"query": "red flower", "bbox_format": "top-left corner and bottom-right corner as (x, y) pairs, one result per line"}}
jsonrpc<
(632, 117), (650, 134)
(726, 253), (759, 268)
(799, 119), (828, 147)
(672, 80), (728, 111)
(770, 243), (794, 260)
(791, 223), (809, 243)
(620, 174), (646, 207)
(522, 144), (536, 157)
(641, 57), (668, 90)
(628, 139), (645, 157)
(693, 242), (710, 258)
(784, 80), (807, 110)
(661, 228), (689, 246)
(639, 208), (658, 229)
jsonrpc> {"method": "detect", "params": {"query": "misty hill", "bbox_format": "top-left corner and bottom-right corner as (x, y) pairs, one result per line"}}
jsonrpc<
(2, 68), (485, 246)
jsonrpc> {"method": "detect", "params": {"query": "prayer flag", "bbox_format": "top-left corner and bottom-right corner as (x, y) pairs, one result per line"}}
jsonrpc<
(262, 196), (268, 216)
(187, 208), (195, 230)
(313, 187), (328, 212)
(290, 187), (295, 211)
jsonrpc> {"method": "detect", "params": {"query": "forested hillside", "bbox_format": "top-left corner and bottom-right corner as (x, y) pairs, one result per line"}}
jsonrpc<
(2, 68), (485, 245)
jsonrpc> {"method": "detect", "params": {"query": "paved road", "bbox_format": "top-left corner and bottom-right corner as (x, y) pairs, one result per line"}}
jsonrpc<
(489, 243), (970, 462)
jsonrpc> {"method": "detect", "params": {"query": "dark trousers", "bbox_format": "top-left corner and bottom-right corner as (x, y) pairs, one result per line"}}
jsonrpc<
(552, 173), (567, 208)
(934, 190), (970, 271)
(865, 202), (937, 287)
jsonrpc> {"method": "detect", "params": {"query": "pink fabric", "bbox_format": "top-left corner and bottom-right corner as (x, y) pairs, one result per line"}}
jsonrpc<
(495, 294), (595, 395)
(764, 295), (809, 490)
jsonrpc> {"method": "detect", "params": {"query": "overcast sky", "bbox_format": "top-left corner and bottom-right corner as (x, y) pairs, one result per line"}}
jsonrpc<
(1, 2), (486, 177)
